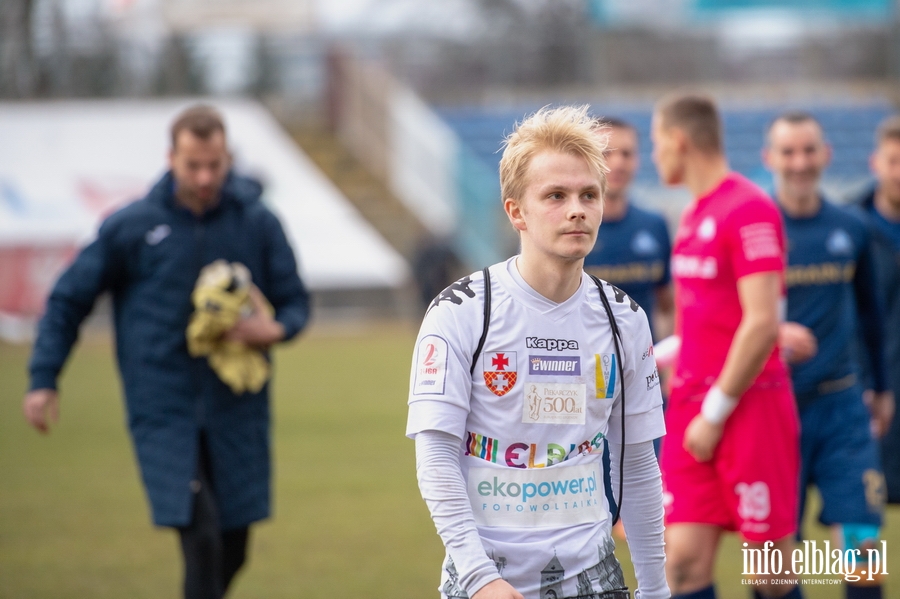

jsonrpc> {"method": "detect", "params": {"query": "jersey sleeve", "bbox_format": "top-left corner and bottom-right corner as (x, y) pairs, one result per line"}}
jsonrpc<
(723, 197), (785, 280)
(604, 284), (666, 445)
(406, 273), (484, 441)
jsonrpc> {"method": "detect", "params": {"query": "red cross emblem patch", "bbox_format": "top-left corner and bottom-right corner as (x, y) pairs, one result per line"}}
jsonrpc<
(483, 351), (517, 397)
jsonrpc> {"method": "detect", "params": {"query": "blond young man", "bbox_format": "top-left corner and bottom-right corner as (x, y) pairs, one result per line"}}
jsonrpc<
(651, 95), (801, 599)
(407, 106), (668, 599)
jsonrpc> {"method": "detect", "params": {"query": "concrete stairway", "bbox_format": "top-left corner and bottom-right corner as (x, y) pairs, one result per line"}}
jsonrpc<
(289, 126), (427, 264)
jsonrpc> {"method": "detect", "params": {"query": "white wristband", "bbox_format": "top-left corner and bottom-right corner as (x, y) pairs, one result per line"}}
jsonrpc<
(701, 385), (738, 425)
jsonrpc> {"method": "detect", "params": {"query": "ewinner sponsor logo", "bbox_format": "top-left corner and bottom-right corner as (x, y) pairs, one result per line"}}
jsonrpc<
(467, 463), (605, 527)
(529, 355), (581, 376)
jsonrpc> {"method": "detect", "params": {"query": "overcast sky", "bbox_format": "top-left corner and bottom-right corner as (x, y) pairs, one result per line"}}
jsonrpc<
(314, 0), (373, 29)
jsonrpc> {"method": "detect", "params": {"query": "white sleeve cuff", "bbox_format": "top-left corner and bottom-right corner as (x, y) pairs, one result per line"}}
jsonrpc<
(407, 400), (469, 440)
(606, 405), (666, 445)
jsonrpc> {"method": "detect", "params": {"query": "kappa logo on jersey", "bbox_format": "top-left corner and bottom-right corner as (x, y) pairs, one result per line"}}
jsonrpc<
(413, 335), (449, 395)
(528, 355), (581, 375)
(698, 216), (717, 240)
(826, 229), (854, 256)
(428, 275), (476, 312)
(608, 282), (640, 312)
(525, 337), (579, 351)
(595, 353), (617, 399)
(735, 481), (771, 522)
(483, 352), (517, 397)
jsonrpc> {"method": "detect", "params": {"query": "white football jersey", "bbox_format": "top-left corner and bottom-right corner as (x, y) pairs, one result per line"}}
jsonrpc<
(408, 257), (665, 599)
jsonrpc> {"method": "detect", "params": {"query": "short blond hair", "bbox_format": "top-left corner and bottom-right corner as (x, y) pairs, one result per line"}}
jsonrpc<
(499, 105), (609, 203)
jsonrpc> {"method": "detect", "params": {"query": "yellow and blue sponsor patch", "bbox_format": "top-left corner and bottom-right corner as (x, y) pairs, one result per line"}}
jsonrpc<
(595, 353), (616, 399)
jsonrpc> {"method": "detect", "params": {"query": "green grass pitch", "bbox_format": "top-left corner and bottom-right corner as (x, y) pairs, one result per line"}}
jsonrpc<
(1, 320), (897, 598)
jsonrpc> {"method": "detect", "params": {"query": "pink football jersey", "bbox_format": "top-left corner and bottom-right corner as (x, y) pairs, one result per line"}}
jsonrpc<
(671, 173), (789, 395)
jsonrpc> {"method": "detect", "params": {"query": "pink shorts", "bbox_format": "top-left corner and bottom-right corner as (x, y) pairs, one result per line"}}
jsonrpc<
(660, 379), (800, 542)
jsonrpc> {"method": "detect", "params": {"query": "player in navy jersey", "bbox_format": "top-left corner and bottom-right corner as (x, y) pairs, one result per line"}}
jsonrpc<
(584, 118), (673, 341)
(764, 111), (893, 599)
(854, 115), (900, 505)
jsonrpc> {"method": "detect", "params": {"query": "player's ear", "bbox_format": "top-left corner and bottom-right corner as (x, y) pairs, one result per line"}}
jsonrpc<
(504, 197), (527, 232)
(674, 128), (689, 154)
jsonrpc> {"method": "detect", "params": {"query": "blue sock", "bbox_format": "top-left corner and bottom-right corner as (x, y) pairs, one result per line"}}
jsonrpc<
(674, 585), (715, 599)
(754, 585), (802, 599)
(845, 585), (882, 599)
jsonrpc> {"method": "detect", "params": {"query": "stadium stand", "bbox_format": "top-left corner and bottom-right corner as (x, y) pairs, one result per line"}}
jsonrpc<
(437, 101), (895, 193)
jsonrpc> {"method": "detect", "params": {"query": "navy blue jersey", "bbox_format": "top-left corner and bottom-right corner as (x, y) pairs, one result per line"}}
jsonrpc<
(870, 208), (900, 249)
(584, 202), (671, 331)
(782, 200), (888, 401)
(855, 188), (900, 502)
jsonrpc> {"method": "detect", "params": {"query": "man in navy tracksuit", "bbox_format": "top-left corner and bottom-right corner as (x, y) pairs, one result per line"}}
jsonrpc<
(764, 112), (892, 599)
(23, 105), (310, 599)
(853, 115), (900, 506)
